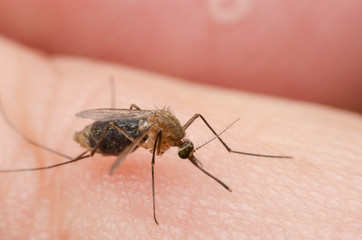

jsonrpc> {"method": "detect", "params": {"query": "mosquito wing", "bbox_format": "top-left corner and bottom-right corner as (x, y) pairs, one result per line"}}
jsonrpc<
(108, 124), (152, 175)
(75, 108), (152, 121)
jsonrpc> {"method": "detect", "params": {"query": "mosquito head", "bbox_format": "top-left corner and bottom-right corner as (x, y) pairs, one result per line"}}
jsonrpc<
(178, 139), (194, 159)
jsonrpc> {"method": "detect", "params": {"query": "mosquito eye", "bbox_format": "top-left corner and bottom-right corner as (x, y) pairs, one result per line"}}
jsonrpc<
(178, 142), (194, 159)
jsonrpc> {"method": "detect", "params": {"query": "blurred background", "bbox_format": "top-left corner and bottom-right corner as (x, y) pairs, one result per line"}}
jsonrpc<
(0, 0), (361, 113)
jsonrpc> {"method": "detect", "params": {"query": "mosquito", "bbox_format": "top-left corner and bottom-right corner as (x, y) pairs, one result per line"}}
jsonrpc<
(0, 86), (292, 225)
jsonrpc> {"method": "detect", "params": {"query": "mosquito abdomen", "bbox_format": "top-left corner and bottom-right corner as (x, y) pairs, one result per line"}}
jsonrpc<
(74, 119), (146, 156)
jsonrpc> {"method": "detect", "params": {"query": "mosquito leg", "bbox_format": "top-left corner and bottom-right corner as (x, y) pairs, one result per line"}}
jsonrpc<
(183, 114), (292, 158)
(109, 76), (116, 108)
(0, 96), (73, 160)
(129, 104), (141, 110)
(108, 126), (153, 175)
(157, 131), (162, 155)
(151, 130), (162, 225)
(195, 118), (240, 151)
(0, 150), (91, 173)
(90, 122), (136, 156)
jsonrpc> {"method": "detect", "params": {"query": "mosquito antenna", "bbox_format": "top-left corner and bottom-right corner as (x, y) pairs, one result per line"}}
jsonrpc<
(109, 76), (116, 108)
(0, 95), (73, 160)
(0, 151), (91, 173)
(196, 118), (240, 151)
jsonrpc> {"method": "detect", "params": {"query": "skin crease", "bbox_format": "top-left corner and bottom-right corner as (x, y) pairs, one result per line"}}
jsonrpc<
(0, 1), (361, 113)
(0, 38), (362, 240)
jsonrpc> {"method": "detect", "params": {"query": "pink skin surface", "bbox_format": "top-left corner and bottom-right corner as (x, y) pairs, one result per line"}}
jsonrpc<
(0, 37), (361, 239)
(0, 1), (361, 113)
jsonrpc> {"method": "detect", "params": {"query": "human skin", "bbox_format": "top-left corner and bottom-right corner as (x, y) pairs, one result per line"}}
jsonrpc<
(0, 38), (361, 239)
(0, 1), (361, 113)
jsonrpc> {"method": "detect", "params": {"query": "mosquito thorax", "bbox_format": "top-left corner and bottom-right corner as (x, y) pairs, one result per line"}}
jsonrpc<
(150, 109), (185, 141)
(178, 140), (194, 159)
(141, 109), (186, 155)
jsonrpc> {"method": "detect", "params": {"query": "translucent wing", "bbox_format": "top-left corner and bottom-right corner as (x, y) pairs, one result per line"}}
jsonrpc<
(108, 125), (152, 175)
(75, 108), (152, 121)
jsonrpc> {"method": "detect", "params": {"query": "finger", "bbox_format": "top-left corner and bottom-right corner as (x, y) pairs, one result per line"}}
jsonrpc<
(0, 37), (361, 239)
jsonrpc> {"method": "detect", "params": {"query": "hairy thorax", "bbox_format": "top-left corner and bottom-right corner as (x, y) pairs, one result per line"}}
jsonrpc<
(141, 109), (185, 154)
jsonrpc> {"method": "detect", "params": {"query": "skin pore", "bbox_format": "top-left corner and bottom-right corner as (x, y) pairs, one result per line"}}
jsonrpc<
(0, 38), (361, 239)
